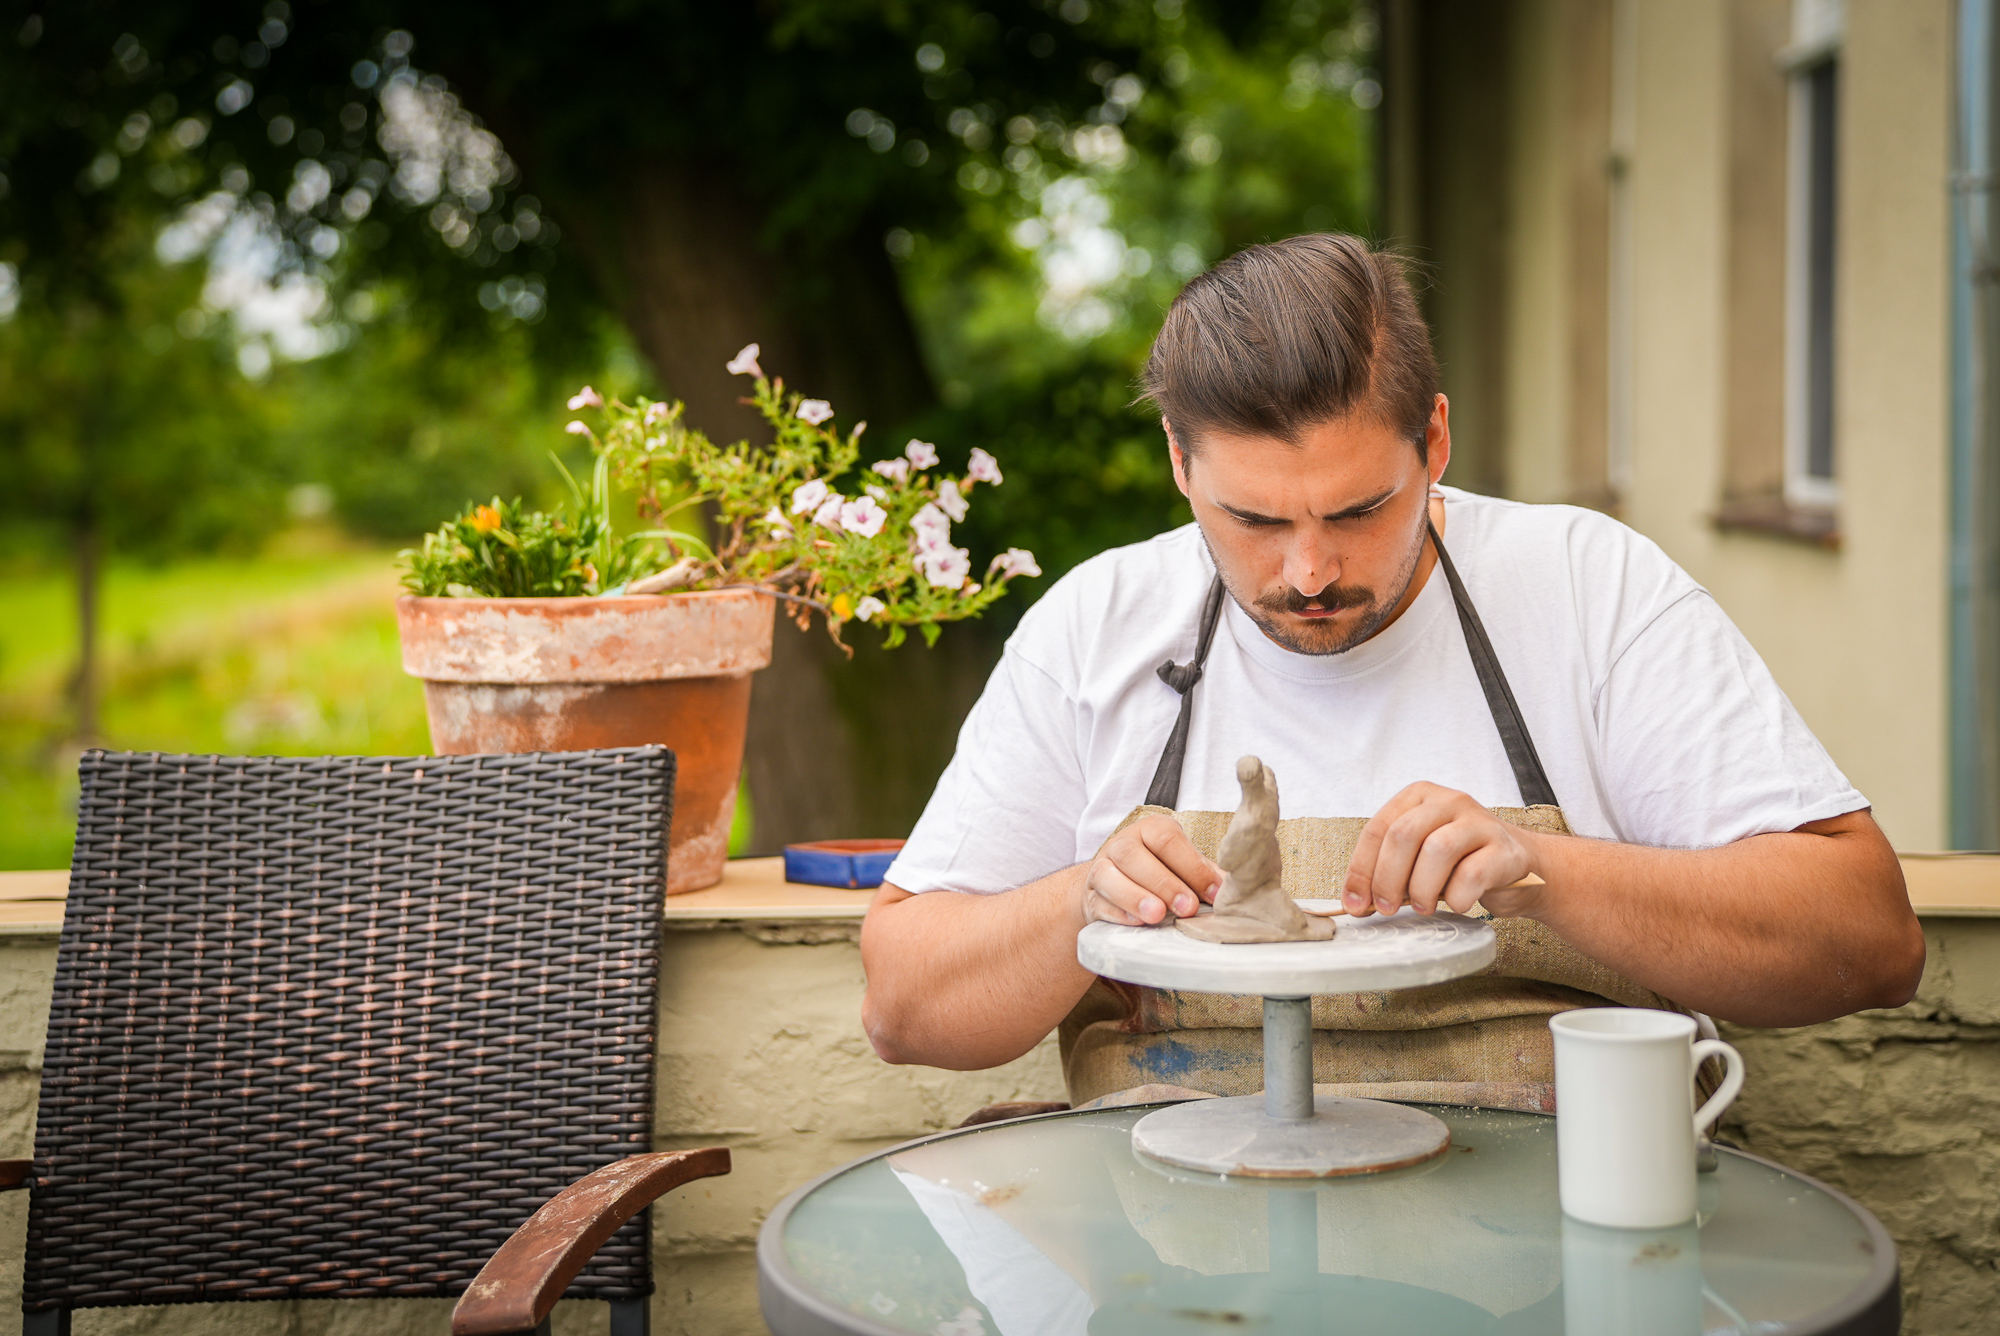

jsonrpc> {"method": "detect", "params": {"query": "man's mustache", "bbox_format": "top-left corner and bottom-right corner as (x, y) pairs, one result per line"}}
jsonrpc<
(1253, 583), (1376, 616)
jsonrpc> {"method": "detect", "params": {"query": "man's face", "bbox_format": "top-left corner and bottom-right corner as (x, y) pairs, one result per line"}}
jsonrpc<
(1171, 395), (1451, 656)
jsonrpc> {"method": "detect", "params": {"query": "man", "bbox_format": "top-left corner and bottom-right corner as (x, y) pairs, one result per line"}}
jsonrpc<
(860, 233), (1923, 1106)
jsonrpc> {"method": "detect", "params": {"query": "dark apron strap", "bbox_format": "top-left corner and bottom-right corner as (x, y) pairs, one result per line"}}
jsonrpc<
(1428, 519), (1560, 808)
(1145, 521), (1561, 810)
(1143, 576), (1228, 808)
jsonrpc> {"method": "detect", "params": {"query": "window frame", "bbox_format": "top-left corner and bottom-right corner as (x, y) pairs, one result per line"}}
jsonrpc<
(1780, 5), (1843, 510)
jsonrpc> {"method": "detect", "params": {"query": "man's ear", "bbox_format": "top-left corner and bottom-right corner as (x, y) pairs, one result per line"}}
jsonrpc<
(1166, 418), (1193, 499)
(1426, 394), (1452, 486)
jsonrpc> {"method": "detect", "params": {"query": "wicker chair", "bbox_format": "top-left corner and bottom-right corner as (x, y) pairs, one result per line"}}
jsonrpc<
(9, 748), (728, 1336)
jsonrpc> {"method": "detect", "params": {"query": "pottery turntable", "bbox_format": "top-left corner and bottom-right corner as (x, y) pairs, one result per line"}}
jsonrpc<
(1077, 901), (1497, 1177)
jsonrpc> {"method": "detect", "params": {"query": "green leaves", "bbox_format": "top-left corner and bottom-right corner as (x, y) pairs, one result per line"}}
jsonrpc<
(396, 464), (667, 601)
(398, 355), (1040, 649)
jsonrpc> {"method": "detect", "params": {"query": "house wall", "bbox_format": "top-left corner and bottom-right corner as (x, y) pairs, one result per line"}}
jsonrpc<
(1454, 0), (1957, 848)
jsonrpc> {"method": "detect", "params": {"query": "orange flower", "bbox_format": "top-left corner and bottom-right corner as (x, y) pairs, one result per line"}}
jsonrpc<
(471, 504), (502, 534)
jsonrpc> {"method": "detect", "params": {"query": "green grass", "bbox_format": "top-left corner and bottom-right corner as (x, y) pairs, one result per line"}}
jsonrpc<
(0, 536), (754, 870)
(0, 539), (429, 870)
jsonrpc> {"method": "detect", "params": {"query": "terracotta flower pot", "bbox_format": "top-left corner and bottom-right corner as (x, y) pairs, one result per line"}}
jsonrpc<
(396, 590), (776, 893)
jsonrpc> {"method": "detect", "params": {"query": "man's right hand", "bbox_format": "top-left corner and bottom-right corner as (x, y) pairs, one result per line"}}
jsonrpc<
(1080, 814), (1224, 927)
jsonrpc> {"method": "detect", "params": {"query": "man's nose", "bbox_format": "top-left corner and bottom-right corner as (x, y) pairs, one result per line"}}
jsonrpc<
(1282, 533), (1338, 597)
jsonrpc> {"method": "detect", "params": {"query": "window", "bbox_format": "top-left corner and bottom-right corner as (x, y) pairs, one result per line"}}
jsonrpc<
(1783, 0), (1842, 508)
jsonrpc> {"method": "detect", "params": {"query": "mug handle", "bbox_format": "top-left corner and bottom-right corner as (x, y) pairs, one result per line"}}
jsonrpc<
(1690, 1038), (1745, 1137)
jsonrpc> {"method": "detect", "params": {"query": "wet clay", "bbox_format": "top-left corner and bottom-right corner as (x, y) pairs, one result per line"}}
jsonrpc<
(1175, 756), (1337, 944)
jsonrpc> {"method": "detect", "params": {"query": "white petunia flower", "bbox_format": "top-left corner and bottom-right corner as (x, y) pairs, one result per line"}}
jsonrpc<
(967, 447), (1002, 484)
(840, 496), (888, 538)
(812, 494), (846, 528)
(854, 595), (887, 622)
(991, 547), (1041, 578)
(936, 479), (968, 522)
(761, 506), (793, 537)
(872, 457), (911, 483)
(797, 399), (835, 425)
(567, 386), (603, 410)
(905, 438), (939, 469)
(910, 502), (951, 545)
(918, 544), (972, 588)
(564, 420), (590, 435)
(726, 343), (763, 377)
(790, 478), (831, 515)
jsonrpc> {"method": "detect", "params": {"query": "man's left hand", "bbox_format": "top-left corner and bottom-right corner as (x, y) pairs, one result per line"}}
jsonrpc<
(1343, 782), (1542, 917)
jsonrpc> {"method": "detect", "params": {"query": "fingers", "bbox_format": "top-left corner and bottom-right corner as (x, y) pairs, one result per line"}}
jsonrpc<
(1084, 817), (1221, 926)
(1136, 817), (1225, 905)
(1345, 784), (1531, 916)
(1345, 783), (1457, 914)
(1440, 846), (1519, 915)
(1084, 860), (1173, 926)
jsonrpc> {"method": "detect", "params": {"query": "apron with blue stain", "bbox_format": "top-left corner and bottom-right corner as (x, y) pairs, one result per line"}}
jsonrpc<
(1059, 522), (1686, 1112)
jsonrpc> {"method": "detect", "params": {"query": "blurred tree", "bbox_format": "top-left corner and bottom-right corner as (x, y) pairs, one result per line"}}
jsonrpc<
(0, 217), (280, 738)
(0, 0), (1378, 842)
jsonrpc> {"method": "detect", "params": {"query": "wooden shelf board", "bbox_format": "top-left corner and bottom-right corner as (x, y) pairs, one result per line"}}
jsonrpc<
(3, 852), (1996, 925)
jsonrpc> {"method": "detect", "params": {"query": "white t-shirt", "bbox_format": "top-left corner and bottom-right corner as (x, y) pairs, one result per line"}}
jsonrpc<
(885, 487), (1865, 896)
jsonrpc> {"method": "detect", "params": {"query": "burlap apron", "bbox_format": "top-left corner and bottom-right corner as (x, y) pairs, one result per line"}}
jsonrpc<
(1060, 522), (1685, 1112)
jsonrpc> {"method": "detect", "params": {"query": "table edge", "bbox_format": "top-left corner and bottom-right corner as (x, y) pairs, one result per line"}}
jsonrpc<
(754, 1102), (1901, 1336)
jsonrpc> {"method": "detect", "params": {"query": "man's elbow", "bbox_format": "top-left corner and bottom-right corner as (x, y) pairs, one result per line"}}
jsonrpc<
(1858, 914), (1926, 1010)
(862, 988), (921, 1066)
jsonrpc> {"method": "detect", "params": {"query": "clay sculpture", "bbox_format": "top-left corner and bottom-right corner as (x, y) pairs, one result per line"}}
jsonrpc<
(1175, 755), (1337, 943)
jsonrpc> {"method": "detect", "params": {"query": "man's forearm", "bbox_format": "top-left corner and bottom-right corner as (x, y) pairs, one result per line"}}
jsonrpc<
(1507, 811), (1923, 1026)
(860, 866), (1097, 1070)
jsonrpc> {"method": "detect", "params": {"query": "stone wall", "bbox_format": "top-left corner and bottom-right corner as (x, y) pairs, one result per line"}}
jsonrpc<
(0, 918), (1990, 1334)
(1718, 917), (2000, 1336)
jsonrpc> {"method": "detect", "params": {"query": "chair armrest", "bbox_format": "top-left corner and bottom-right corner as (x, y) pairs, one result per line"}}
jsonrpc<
(0, 1160), (30, 1190)
(451, 1147), (731, 1336)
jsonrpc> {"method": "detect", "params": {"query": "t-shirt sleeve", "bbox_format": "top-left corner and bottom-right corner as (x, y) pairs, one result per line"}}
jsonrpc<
(1592, 590), (1868, 848)
(883, 644), (1089, 895)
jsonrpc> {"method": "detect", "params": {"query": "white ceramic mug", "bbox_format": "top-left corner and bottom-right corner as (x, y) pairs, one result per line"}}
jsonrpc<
(1550, 1008), (1746, 1229)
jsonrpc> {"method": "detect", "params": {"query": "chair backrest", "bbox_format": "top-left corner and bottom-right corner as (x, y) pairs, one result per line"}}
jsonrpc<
(25, 748), (672, 1317)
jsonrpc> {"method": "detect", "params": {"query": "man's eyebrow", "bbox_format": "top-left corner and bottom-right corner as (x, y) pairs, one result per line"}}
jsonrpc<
(1216, 488), (1398, 525)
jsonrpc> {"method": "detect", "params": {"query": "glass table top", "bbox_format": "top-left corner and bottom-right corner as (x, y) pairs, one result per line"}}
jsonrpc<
(767, 1104), (1893, 1336)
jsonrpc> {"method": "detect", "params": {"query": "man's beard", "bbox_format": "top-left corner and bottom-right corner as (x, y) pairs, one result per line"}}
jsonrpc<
(1207, 520), (1429, 656)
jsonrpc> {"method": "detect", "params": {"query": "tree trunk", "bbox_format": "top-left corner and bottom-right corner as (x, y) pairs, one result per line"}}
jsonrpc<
(529, 153), (995, 850)
(69, 515), (99, 744)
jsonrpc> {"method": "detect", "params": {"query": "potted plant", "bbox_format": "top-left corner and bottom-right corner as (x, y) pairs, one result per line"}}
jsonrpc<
(396, 345), (1040, 892)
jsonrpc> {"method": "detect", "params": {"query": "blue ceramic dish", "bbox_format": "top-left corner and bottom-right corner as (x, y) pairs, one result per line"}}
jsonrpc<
(783, 839), (907, 889)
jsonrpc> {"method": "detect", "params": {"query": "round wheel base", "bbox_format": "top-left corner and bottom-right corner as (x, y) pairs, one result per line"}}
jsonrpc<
(1131, 1095), (1452, 1178)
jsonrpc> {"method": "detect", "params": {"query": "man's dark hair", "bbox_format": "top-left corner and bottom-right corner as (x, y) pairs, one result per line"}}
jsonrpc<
(1141, 233), (1438, 460)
